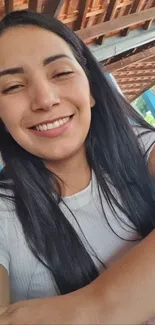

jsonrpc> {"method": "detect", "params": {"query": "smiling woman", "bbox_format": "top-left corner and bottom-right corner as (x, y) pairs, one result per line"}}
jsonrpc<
(0, 9), (155, 325)
(0, 25), (94, 164)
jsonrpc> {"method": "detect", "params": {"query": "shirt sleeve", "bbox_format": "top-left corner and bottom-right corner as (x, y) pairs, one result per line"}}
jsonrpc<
(0, 198), (10, 274)
(133, 126), (155, 160)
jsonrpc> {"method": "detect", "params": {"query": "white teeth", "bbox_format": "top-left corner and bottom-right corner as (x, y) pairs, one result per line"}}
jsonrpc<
(42, 124), (47, 131)
(53, 120), (60, 128)
(39, 125), (43, 131)
(35, 117), (70, 131)
(59, 119), (63, 125)
(47, 123), (53, 130)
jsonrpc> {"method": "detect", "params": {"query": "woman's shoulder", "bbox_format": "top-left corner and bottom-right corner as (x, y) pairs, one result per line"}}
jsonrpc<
(0, 189), (17, 274)
(0, 187), (16, 220)
(0, 188), (22, 250)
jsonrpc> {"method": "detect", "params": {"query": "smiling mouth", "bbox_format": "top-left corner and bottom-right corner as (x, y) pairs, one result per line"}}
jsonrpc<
(31, 115), (74, 131)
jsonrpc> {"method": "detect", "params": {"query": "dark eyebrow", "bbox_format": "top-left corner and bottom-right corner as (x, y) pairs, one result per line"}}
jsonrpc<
(0, 54), (71, 78)
(0, 67), (24, 78)
(43, 54), (72, 66)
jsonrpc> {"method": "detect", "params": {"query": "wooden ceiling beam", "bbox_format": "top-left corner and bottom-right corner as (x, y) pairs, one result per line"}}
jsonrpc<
(28, 0), (43, 12)
(121, 0), (146, 37)
(93, 0), (109, 26)
(4, 0), (13, 14)
(117, 1), (133, 9)
(103, 0), (119, 21)
(105, 46), (155, 72)
(73, 0), (89, 30)
(76, 7), (155, 41)
(143, 19), (154, 30)
(142, 0), (155, 31)
(42, 0), (65, 17)
(97, 0), (119, 45)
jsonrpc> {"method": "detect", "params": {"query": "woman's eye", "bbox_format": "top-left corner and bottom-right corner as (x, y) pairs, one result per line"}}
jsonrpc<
(2, 84), (24, 94)
(54, 71), (73, 79)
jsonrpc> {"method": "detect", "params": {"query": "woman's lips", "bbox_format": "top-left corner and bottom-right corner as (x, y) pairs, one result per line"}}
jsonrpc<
(29, 115), (73, 138)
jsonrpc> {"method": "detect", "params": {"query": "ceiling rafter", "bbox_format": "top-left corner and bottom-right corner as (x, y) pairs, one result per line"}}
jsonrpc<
(28, 0), (43, 12)
(73, 0), (89, 31)
(43, 0), (64, 17)
(76, 7), (155, 41)
(121, 0), (146, 37)
(142, 0), (155, 30)
(4, 0), (13, 13)
(97, 0), (119, 45)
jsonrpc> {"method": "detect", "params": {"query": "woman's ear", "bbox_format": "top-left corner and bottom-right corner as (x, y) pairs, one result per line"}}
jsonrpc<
(90, 95), (95, 108)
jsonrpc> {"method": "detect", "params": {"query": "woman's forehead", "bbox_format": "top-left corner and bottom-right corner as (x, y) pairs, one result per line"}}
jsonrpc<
(0, 26), (75, 69)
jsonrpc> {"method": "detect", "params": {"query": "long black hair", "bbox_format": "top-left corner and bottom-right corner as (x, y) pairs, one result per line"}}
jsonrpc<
(0, 10), (155, 294)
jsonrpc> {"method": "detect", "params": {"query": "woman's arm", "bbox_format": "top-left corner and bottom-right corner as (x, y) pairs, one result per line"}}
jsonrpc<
(0, 265), (9, 306)
(0, 231), (155, 324)
(86, 229), (155, 324)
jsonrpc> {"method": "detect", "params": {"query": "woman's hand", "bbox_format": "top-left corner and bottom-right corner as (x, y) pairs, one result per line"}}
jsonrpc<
(1, 231), (155, 325)
(0, 297), (79, 325)
(0, 290), (100, 325)
(0, 297), (78, 325)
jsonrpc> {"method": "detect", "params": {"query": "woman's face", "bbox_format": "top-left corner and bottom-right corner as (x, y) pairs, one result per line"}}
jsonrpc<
(0, 25), (94, 161)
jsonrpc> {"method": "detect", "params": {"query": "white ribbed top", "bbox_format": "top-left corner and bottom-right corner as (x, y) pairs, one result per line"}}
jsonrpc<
(0, 127), (154, 302)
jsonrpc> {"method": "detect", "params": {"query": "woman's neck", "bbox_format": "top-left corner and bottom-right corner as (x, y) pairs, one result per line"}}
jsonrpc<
(45, 148), (91, 197)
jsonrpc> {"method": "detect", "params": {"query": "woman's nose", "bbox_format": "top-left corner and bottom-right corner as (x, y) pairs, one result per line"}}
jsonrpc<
(30, 79), (60, 112)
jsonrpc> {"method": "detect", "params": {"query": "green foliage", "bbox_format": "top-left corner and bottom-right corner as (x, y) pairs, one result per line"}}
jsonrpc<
(132, 96), (148, 116)
(132, 95), (155, 126)
(145, 111), (155, 126)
